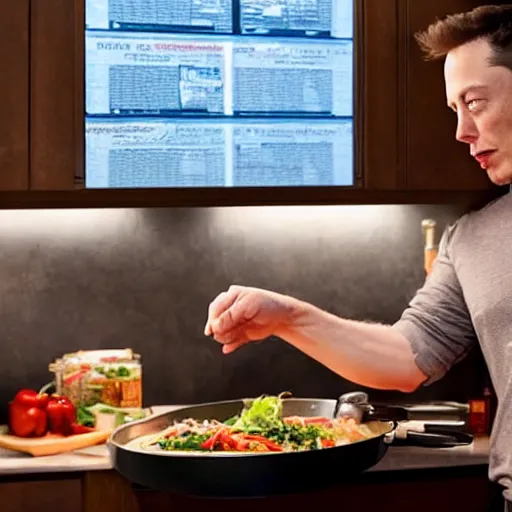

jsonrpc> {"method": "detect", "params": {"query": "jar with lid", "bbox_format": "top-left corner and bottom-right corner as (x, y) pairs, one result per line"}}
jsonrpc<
(49, 349), (142, 410)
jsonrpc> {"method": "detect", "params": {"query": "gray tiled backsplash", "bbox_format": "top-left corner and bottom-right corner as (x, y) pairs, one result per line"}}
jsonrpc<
(0, 204), (487, 422)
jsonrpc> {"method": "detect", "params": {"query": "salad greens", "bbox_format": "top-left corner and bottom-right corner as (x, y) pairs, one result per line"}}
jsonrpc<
(158, 433), (211, 451)
(230, 394), (284, 433)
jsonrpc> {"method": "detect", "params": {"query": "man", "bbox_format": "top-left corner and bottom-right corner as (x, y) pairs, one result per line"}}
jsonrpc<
(205, 4), (512, 509)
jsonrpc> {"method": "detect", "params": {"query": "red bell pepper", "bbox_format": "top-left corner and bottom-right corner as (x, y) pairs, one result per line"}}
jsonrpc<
(201, 428), (230, 450)
(70, 423), (96, 435)
(8, 388), (49, 438)
(234, 438), (251, 451)
(46, 394), (77, 436)
(9, 402), (48, 438)
(237, 434), (283, 452)
(13, 389), (49, 410)
(320, 438), (335, 448)
(8, 388), (96, 438)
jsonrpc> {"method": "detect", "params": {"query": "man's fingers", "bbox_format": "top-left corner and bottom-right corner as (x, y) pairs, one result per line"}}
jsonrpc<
(204, 289), (238, 335)
(212, 293), (258, 335)
(222, 338), (250, 354)
(214, 326), (251, 353)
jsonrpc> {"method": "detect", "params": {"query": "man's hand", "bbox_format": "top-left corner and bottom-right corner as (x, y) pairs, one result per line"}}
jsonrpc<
(204, 285), (296, 354)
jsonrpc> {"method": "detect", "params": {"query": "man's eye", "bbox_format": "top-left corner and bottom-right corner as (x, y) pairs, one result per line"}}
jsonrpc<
(467, 99), (480, 110)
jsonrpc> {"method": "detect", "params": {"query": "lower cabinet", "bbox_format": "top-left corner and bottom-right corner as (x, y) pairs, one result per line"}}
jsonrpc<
(0, 474), (82, 512)
(0, 466), (496, 512)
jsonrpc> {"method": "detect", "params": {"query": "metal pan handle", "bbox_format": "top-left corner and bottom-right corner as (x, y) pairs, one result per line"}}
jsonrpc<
(336, 394), (412, 423)
(363, 404), (410, 423)
(385, 429), (473, 448)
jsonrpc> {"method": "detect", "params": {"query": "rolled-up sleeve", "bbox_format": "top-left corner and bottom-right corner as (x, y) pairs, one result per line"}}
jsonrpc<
(393, 224), (477, 385)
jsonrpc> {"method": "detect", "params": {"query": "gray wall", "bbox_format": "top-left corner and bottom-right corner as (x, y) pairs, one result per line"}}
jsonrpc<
(0, 204), (487, 422)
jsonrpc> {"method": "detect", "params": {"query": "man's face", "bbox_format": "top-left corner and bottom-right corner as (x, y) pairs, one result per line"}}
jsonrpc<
(445, 38), (512, 186)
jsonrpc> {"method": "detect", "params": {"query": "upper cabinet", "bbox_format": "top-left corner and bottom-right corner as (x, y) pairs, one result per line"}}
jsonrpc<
(1, 0), (501, 204)
(0, 1), (29, 191)
(402, 0), (495, 192)
(31, 0), (83, 191)
(363, 0), (497, 192)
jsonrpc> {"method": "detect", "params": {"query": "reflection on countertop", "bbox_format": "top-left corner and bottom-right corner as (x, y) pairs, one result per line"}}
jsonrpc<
(370, 435), (490, 472)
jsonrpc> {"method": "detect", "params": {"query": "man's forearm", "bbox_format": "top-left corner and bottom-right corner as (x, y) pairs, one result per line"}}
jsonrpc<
(276, 299), (427, 393)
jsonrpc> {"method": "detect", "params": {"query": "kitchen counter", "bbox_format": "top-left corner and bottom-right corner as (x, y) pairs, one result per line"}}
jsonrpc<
(371, 435), (490, 471)
(0, 405), (491, 477)
(0, 434), (491, 477)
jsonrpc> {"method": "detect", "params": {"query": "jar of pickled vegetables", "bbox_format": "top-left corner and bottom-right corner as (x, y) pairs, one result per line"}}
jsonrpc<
(49, 349), (142, 409)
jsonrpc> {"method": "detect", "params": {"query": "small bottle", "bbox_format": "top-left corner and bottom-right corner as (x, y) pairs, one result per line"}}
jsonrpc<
(468, 386), (493, 436)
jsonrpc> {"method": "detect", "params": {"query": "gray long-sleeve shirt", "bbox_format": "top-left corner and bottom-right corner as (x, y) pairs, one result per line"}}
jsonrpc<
(394, 191), (512, 497)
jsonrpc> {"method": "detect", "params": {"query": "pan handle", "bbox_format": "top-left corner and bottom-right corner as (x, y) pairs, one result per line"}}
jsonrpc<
(363, 404), (410, 422)
(385, 429), (473, 448)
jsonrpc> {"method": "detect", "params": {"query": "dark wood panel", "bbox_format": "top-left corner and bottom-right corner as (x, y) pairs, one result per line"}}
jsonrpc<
(404, 0), (497, 191)
(134, 467), (492, 512)
(0, 186), (503, 210)
(83, 471), (139, 512)
(30, 0), (83, 190)
(362, 0), (402, 189)
(0, 476), (82, 512)
(0, 1), (29, 190)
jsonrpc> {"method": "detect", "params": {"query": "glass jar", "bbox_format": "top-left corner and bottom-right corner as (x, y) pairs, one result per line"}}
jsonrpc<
(49, 349), (142, 410)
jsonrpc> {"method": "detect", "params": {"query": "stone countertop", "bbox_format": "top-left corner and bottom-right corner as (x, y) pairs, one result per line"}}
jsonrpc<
(0, 406), (490, 477)
(370, 435), (490, 472)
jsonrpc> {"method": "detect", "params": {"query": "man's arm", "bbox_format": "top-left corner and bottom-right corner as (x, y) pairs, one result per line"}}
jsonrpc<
(276, 301), (427, 392)
(206, 223), (476, 393)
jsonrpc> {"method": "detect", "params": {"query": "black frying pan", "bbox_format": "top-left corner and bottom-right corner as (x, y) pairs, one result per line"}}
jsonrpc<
(108, 392), (473, 498)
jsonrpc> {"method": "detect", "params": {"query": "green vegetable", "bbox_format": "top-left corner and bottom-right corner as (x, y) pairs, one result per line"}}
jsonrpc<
(231, 394), (284, 432)
(77, 406), (96, 427)
(158, 433), (210, 451)
(76, 403), (147, 428)
(94, 365), (132, 378)
(223, 415), (239, 426)
(116, 366), (130, 377)
(227, 393), (334, 450)
(262, 423), (333, 450)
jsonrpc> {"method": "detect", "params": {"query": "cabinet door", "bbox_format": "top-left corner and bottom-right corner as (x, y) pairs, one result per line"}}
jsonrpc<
(0, 477), (82, 512)
(30, 0), (83, 190)
(403, 0), (497, 191)
(0, 1), (29, 190)
(361, 0), (402, 190)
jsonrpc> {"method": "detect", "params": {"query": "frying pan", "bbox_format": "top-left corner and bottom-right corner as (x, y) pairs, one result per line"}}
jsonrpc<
(108, 392), (473, 498)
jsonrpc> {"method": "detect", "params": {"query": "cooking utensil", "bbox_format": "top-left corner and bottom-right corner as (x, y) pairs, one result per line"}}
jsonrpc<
(108, 393), (473, 498)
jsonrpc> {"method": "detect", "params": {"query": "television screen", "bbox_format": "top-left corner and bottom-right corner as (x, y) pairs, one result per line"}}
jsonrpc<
(85, 0), (355, 188)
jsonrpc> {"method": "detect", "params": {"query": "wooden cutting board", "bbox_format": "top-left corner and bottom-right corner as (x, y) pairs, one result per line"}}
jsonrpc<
(0, 430), (111, 457)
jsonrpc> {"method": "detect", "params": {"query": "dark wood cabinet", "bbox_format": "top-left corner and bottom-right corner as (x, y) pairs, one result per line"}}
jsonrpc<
(402, 0), (496, 191)
(30, 0), (84, 191)
(0, 475), (82, 512)
(0, 0), (503, 206)
(363, 0), (497, 193)
(0, 467), (495, 512)
(0, 1), (29, 191)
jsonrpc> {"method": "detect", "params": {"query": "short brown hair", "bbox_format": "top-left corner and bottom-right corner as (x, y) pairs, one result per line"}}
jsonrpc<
(415, 4), (512, 69)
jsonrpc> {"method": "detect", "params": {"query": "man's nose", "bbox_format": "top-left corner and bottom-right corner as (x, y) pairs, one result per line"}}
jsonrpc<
(456, 113), (478, 144)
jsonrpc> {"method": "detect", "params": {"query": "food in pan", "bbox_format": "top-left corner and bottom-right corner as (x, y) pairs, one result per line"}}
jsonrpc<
(138, 394), (379, 453)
